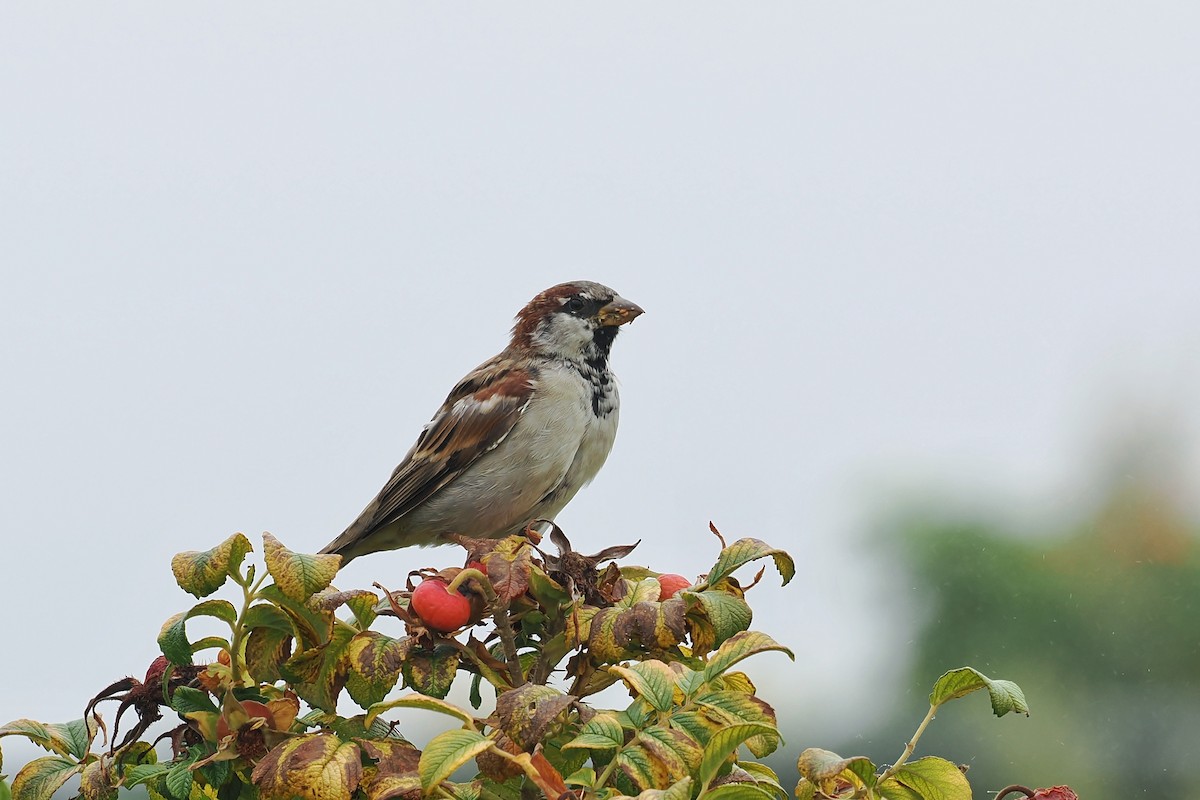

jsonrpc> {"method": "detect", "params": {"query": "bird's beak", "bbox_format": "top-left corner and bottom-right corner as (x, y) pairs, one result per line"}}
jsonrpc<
(595, 297), (645, 327)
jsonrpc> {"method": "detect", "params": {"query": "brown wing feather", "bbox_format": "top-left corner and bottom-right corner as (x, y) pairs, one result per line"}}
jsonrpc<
(322, 359), (536, 555)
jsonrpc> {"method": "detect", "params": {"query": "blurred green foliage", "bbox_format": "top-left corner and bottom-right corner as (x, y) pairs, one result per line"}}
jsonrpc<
(864, 478), (1200, 799)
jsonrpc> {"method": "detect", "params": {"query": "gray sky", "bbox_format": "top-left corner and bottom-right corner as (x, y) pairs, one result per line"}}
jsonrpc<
(2, 0), (1198, 772)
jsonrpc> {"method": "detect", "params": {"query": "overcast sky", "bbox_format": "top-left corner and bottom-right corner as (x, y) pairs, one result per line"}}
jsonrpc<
(2, 1), (1198, 775)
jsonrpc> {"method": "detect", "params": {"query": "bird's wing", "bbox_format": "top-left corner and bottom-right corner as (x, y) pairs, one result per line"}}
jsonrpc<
(325, 358), (537, 554)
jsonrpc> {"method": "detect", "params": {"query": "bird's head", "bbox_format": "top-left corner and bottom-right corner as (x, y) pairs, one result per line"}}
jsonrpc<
(511, 281), (644, 363)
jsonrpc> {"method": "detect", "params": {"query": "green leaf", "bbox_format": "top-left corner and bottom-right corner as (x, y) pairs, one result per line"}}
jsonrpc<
(242, 603), (295, 633)
(706, 539), (795, 588)
(562, 712), (624, 752)
(163, 762), (192, 800)
(262, 533), (340, 602)
(156, 613), (193, 666)
(122, 764), (169, 789)
(10, 757), (81, 800)
(0, 718), (95, 760)
(418, 730), (490, 793)
(169, 687), (219, 716)
(697, 723), (778, 790)
(703, 631), (794, 683)
(929, 667), (1029, 716)
(345, 632), (407, 708)
(686, 591), (752, 654)
(886, 757), (971, 800)
(251, 733), (362, 800)
(365, 694), (478, 731)
(609, 661), (677, 712)
(527, 568), (571, 611)
(188, 599), (237, 625)
(170, 533), (253, 598)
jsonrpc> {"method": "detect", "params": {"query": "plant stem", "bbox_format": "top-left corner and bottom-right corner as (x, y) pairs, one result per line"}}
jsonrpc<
(470, 577), (524, 686)
(228, 572), (267, 686)
(877, 703), (937, 783)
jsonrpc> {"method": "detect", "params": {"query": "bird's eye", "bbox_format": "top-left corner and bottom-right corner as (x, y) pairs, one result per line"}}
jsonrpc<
(565, 297), (586, 313)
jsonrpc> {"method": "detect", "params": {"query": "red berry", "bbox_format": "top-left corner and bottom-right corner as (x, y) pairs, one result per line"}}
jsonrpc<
(411, 579), (473, 632)
(656, 574), (692, 600)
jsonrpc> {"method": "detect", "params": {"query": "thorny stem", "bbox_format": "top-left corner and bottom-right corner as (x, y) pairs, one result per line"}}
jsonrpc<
(877, 703), (938, 784)
(458, 571), (523, 686)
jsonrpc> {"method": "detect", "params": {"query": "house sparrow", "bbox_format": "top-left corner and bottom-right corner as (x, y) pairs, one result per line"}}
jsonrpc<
(320, 281), (643, 563)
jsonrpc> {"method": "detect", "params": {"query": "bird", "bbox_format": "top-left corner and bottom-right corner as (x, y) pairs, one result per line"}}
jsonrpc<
(320, 281), (643, 563)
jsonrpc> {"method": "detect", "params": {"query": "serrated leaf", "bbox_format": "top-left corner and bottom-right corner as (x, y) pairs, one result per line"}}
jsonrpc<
(686, 591), (752, 654)
(562, 712), (624, 751)
(418, 730), (490, 793)
(0, 718), (93, 760)
(157, 614), (192, 666)
(285, 621), (355, 713)
(252, 733), (362, 800)
(609, 661), (678, 712)
(358, 739), (421, 800)
(123, 764), (169, 788)
(929, 667), (1029, 716)
(616, 726), (701, 792)
(401, 646), (460, 700)
(616, 578), (663, 609)
(171, 533), (253, 598)
(703, 631), (794, 683)
(169, 687), (219, 716)
(345, 632), (407, 708)
(796, 748), (877, 787)
(10, 757), (81, 800)
(164, 761), (193, 800)
(697, 723), (778, 790)
(876, 781), (923, 800)
(262, 533), (340, 602)
(242, 604), (295, 633)
(703, 784), (777, 800)
(887, 757), (971, 800)
(706, 538), (794, 588)
(693, 691), (780, 758)
(365, 694), (478, 730)
(629, 776), (693, 800)
(735, 762), (788, 800)
(188, 599), (237, 625)
(493, 685), (573, 751)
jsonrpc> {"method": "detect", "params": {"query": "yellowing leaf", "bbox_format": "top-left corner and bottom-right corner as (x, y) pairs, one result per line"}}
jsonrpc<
(11, 757), (82, 800)
(705, 539), (795, 588)
(608, 661), (678, 712)
(929, 667), (1030, 717)
(170, 533), (253, 598)
(702, 631), (794, 683)
(417, 730), (490, 792)
(886, 757), (972, 800)
(262, 533), (340, 602)
(251, 733), (362, 800)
